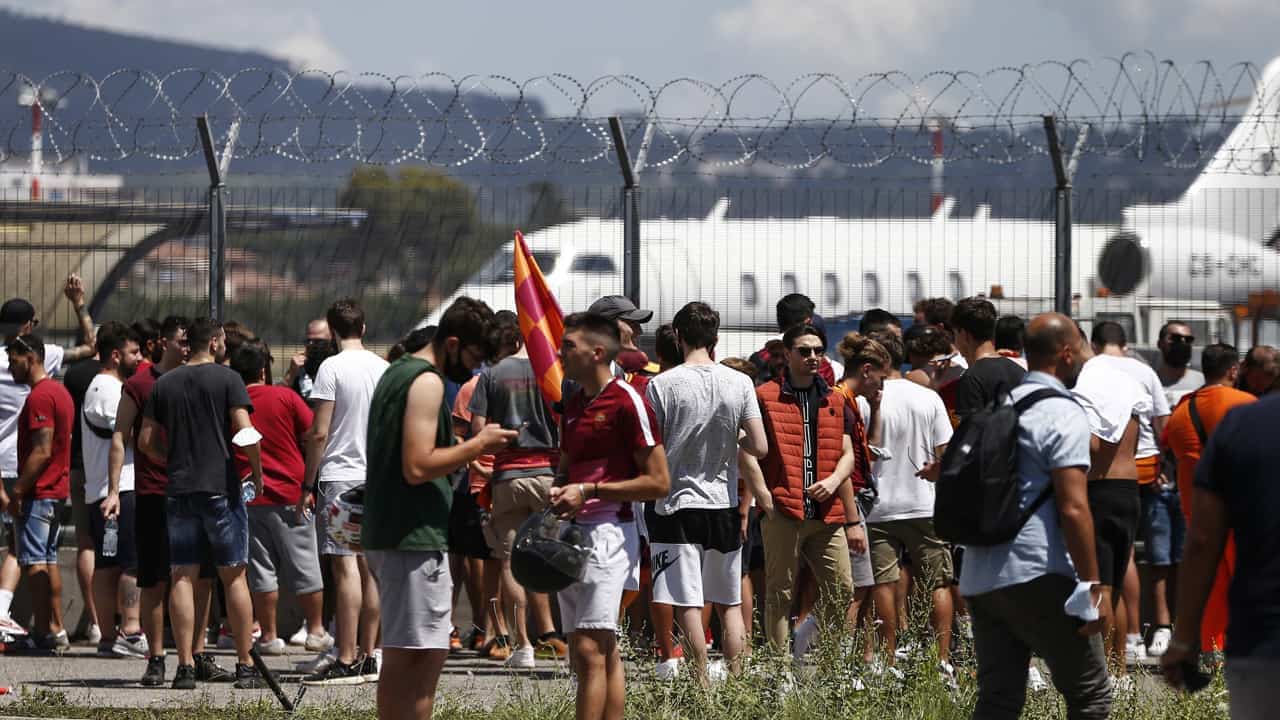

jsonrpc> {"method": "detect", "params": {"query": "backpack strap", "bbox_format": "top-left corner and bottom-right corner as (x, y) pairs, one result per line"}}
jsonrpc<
(1012, 387), (1065, 413)
(1188, 392), (1208, 445)
(1011, 386), (1070, 528)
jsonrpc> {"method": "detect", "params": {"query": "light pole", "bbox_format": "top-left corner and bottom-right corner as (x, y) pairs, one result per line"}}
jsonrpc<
(16, 86), (65, 201)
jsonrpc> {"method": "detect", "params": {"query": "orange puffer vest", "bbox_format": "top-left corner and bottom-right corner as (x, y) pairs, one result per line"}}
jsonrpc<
(757, 374), (847, 524)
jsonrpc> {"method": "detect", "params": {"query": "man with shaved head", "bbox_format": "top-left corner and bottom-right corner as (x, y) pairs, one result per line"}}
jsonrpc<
(1238, 345), (1279, 397)
(960, 313), (1111, 720)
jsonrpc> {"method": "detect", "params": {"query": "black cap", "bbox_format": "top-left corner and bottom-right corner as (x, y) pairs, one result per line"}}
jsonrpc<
(587, 295), (653, 324)
(0, 298), (35, 337)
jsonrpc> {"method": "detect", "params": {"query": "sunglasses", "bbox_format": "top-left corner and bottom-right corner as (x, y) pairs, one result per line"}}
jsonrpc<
(7, 336), (35, 355)
(1167, 334), (1195, 345)
(794, 346), (826, 358)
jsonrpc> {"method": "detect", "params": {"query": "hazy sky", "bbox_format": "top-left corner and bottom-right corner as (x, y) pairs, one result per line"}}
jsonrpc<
(8, 0), (1278, 82)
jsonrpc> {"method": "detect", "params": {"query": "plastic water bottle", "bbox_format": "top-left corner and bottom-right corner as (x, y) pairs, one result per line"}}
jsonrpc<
(241, 481), (257, 504)
(102, 517), (118, 558)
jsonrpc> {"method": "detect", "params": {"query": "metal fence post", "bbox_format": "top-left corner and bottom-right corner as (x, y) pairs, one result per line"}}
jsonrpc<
(1043, 115), (1072, 317)
(608, 117), (640, 307)
(196, 115), (239, 322)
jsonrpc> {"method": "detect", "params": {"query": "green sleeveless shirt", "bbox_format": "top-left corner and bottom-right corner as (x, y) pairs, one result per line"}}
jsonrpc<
(361, 355), (454, 552)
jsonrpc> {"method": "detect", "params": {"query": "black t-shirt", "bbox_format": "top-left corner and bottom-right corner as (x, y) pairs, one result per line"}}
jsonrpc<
(62, 358), (102, 472)
(146, 363), (252, 497)
(1195, 396), (1280, 658)
(794, 383), (821, 520)
(954, 357), (1027, 420)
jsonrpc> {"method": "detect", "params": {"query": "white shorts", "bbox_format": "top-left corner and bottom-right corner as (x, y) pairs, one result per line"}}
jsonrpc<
(645, 506), (743, 607)
(366, 549), (452, 650)
(558, 520), (639, 634)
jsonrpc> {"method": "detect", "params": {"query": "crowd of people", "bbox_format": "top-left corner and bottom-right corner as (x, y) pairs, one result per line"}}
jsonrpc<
(0, 276), (1276, 720)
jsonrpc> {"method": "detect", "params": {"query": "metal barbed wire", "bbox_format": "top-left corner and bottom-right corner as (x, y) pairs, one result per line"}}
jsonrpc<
(1, 51), (1277, 172)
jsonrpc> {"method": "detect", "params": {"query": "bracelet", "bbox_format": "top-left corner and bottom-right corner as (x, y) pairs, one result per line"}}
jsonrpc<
(579, 483), (589, 500)
(843, 520), (863, 528)
(594, 482), (600, 499)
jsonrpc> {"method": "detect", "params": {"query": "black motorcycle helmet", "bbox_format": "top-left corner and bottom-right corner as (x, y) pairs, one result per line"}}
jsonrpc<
(511, 510), (592, 593)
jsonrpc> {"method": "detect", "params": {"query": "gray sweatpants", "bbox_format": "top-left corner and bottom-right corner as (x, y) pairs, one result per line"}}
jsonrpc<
(966, 574), (1112, 720)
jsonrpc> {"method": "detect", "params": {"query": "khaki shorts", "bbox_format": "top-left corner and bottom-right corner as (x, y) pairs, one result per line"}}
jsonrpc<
(868, 517), (954, 590)
(482, 474), (554, 559)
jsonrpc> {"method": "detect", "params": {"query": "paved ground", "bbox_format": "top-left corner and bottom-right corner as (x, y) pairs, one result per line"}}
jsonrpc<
(0, 642), (573, 712)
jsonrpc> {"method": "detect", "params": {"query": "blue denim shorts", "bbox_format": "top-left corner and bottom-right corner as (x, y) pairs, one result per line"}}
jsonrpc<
(18, 498), (63, 566)
(1139, 484), (1185, 566)
(166, 493), (249, 569)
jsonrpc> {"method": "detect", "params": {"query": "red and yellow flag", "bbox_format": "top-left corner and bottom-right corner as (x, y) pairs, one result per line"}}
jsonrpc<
(513, 230), (565, 405)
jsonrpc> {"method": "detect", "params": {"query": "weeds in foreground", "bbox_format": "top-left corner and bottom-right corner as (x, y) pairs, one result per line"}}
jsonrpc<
(5, 646), (1230, 720)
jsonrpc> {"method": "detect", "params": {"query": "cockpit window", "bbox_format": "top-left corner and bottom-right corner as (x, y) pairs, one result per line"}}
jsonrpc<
(479, 250), (558, 284)
(569, 254), (617, 274)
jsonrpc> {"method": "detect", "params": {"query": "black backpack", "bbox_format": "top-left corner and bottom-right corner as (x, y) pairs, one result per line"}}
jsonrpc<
(934, 387), (1064, 546)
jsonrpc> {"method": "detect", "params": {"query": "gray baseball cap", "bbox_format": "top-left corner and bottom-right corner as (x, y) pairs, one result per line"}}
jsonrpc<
(587, 295), (653, 324)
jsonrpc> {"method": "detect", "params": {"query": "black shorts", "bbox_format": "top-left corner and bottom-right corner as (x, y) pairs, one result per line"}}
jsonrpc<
(1088, 480), (1140, 588)
(644, 505), (742, 552)
(447, 486), (491, 560)
(135, 493), (215, 589)
(89, 492), (137, 571)
(740, 510), (764, 576)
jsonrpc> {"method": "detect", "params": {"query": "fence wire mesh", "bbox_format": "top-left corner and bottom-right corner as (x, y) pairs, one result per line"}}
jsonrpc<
(4, 181), (1279, 368)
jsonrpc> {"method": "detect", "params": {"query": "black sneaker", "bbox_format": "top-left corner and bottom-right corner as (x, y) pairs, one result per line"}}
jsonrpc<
(140, 655), (166, 687)
(194, 653), (236, 683)
(233, 663), (266, 690)
(359, 653), (379, 682)
(303, 658), (364, 686)
(171, 663), (197, 690)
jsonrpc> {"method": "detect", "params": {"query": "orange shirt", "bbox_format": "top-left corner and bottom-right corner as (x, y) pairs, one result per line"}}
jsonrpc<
(1164, 386), (1256, 502)
(1163, 384), (1255, 652)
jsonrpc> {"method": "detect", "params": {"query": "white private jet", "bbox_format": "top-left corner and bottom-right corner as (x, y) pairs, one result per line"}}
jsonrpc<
(424, 57), (1280, 358)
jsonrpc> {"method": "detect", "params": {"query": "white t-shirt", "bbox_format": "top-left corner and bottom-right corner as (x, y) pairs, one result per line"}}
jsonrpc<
(0, 344), (65, 477)
(1088, 354), (1171, 458)
(867, 378), (953, 522)
(645, 363), (761, 515)
(1072, 356), (1150, 445)
(81, 373), (133, 501)
(1162, 367), (1205, 408)
(311, 348), (388, 483)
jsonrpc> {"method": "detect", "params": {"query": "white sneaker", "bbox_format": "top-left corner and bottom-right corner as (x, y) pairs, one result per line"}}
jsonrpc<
(0, 615), (28, 637)
(938, 660), (958, 690)
(296, 648), (337, 674)
(894, 641), (918, 660)
(1027, 666), (1049, 692)
(256, 637), (287, 656)
(1148, 628), (1172, 657)
(655, 658), (680, 681)
(1125, 636), (1149, 665)
(507, 645), (536, 670)
(85, 622), (101, 644)
(288, 625), (309, 647)
(792, 615), (819, 661)
(869, 661), (905, 681)
(305, 631), (336, 653)
(707, 660), (728, 684)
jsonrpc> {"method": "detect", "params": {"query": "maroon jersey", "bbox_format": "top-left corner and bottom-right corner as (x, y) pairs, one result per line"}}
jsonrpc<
(561, 377), (660, 523)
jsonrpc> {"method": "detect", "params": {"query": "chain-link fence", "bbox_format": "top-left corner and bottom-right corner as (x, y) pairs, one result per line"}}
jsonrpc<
(5, 178), (1279, 368)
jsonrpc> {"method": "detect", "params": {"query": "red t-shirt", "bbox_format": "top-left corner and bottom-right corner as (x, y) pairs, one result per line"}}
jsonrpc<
(234, 384), (313, 506)
(452, 376), (493, 495)
(19, 378), (73, 501)
(561, 377), (661, 523)
(123, 364), (168, 495)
